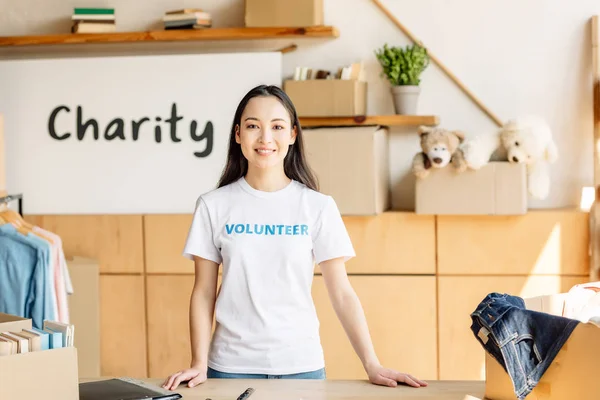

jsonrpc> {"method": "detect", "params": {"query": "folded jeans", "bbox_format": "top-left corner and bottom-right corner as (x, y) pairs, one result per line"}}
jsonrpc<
(470, 292), (579, 400)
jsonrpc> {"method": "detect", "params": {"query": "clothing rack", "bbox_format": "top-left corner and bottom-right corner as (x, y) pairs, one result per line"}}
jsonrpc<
(0, 193), (23, 216)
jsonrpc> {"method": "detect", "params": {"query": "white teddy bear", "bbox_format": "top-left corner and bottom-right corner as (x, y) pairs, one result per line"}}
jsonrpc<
(462, 115), (558, 200)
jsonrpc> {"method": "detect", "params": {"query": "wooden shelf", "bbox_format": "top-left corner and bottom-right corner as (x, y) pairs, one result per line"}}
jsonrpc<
(0, 26), (339, 47)
(299, 115), (440, 127)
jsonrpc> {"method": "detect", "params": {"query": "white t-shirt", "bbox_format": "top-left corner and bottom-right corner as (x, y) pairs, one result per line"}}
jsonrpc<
(182, 176), (356, 375)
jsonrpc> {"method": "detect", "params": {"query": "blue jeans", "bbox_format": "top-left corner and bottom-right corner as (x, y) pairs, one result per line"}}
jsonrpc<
(470, 292), (579, 400)
(207, 366), (326, 380)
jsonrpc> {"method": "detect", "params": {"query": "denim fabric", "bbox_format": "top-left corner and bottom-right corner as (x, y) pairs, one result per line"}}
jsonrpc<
(207, 366), (326, 380)
(470, 292), (579, 400)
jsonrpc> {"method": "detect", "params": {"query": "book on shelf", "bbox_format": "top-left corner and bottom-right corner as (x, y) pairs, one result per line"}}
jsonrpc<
(292, 62), (365, 81)
(71, 7), (116, 33)
(162, 9), (212, 30)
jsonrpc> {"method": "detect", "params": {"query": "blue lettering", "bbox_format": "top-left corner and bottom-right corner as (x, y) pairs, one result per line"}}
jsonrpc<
(224, 223), (310, 236)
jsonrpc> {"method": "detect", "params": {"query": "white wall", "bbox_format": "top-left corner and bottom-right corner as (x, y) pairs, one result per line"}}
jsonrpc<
(0, 0), (597, 211)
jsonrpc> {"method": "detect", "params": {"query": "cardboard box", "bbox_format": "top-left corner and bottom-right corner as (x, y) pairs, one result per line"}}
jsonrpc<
(0, 314), (79, 400)
(303, 126), (390, 215)
(245, 0), (323, 27)
(67, 256), (100, 378)
(415, 161), (527, 215)
(484, 293), (600, 400)
(284, 79), (367, 117)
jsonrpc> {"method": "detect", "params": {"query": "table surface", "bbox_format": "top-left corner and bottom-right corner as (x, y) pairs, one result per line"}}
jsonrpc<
(82, 378), (487, 400)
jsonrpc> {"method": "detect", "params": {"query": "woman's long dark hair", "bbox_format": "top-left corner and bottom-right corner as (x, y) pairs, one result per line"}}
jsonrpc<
(217, 84), (319, 191)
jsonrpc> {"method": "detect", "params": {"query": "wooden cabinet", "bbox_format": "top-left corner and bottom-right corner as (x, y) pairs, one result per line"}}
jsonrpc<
(437, 209), (589, 276)
(100, 275), (147, 377)
(312, 275), (438, 380)
(144, 215), (194, 274)
(338, 213), (436, 275)
(25, 209), (591, 382)
(26, 215), (144, 273)
(146, 275), (195, 378)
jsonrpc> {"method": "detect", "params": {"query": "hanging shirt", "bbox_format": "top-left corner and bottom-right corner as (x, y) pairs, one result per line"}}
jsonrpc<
(563, 282), (600, 327)
(0, 224), (55, 328)
(33, 226), (72, 323)
(183, 177), (355, 375)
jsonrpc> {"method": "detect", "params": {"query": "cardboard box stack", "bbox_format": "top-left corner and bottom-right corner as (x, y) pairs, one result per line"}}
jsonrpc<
(0, 313), (78, 400)
(284, 62), (366, 117)
(303, 126), (390, 215)
(71, 7), (116, 33)
(245, 0), (323, 27)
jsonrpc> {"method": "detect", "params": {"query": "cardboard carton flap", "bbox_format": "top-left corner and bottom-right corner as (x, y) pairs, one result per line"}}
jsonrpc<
(524, 293), (569, 316)
(0, 312), (27, 323)
(0, 312), (32, 332)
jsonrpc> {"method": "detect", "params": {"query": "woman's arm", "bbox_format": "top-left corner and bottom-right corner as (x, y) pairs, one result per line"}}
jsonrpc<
(189, 255), (220, 369)
(319, 257), (427, 388)
(163, 255), (219, 390)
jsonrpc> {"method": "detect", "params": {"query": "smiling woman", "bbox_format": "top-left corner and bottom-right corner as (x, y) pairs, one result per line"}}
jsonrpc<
(161, 84), (427, 392)
(217, 85), (317, 191)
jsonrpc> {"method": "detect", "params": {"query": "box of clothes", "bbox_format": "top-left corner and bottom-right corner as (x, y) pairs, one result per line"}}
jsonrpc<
(470, 283), (600, 400)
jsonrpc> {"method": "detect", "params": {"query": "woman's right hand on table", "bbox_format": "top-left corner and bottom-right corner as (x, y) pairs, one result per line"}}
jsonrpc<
(162, 367), (207, 390)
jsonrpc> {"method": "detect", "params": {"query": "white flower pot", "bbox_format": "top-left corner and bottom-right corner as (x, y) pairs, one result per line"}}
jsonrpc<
(391, 85), (420, 115)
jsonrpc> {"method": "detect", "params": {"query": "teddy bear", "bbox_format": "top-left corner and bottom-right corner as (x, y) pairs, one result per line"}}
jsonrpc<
(462, 115), (558, 199)
(412, 125), (468, 179)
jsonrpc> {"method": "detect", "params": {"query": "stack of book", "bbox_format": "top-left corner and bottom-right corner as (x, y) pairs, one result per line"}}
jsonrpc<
(292, 62), (365, 81)
(71, 7), (116, 33)
(162, 8), (212, 30)
(0, 320), (75, 356)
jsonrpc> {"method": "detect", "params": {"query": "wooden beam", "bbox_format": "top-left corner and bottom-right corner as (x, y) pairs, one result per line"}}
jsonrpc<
(591, 16), (600, 281)
(371, 0), (503, 128)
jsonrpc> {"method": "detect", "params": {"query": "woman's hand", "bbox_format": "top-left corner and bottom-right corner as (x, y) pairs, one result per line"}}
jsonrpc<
(366, 363), (428, 388)
(161, 367), (207, 391)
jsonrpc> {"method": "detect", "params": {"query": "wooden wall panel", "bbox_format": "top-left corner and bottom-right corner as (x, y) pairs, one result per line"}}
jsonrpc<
(145, 215), (194, 274)
(146, 275), (221, 378)
(312, 276), (437, 380)
(25, 215), (144, 273)
(340, 213), (436, 274)
(100, 275), (147, 378)
(437, 275), (589, 381)
(146, 275), (195, 378)
(437, 209), (589, 276)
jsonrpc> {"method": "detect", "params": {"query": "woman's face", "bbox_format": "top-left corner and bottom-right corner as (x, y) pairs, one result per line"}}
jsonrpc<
(236, 96), (297, 171)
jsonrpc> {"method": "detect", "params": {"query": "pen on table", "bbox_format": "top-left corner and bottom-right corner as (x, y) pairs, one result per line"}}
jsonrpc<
(236, 387), (255, 400)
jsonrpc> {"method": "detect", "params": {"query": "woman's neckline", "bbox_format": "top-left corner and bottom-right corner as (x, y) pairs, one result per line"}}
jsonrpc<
(237, 176), (296, 198)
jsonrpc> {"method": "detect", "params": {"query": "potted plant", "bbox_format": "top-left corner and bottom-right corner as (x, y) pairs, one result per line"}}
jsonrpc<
(375, 43), (430, 115)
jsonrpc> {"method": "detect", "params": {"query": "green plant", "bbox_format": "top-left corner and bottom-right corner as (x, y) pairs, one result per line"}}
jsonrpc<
(375, 43), (430, 86)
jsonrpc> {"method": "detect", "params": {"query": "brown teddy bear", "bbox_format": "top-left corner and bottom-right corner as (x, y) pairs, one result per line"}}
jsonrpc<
(412, 125), (467, 179)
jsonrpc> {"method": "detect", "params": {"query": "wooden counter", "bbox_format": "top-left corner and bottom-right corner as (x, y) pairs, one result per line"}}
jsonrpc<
(81, 378), (486, 400)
